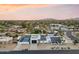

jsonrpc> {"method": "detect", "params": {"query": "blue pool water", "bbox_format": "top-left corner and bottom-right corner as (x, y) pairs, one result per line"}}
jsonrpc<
(50, 37), (61, 43)
(20, 35), (30, 42)
(40, 35), (46, 41)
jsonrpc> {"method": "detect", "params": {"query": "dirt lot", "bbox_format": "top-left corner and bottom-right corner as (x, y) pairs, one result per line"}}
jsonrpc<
(20, 44), (30, 50)
(1, 43), (79, 51)
(0, 43), (17, 50)
(37, 43), (79, 50)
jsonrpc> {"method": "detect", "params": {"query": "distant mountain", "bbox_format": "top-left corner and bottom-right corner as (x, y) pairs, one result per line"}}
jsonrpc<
(72, 18), (79, 20)
(38, 18), (57, 20)
(64, 17), (79, 20)
(38, 17), (79, 21)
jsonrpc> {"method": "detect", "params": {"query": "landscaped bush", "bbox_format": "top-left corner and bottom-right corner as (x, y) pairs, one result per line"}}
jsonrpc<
(31, 29), (42, 34)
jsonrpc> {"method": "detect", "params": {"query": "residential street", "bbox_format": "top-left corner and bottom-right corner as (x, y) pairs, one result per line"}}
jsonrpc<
(66, 31), (79, 41)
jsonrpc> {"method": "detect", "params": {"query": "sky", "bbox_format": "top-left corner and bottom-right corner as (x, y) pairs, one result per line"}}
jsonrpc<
(0, 4), (79, 20)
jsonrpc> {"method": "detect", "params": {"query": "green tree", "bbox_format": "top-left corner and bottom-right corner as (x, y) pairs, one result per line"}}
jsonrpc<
(73, 40), (78, 45)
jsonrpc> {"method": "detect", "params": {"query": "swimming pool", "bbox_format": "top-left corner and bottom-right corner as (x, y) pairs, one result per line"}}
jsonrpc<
(50, 37), (61, 43)
(20, 35), (30, 42)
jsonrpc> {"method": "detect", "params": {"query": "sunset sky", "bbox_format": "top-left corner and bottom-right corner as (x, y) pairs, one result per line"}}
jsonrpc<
(0, 4), (79, 20)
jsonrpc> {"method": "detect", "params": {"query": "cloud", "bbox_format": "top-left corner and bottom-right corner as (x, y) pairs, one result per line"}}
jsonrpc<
(0, 4), (48, 12)
(0, 4), (79, 20)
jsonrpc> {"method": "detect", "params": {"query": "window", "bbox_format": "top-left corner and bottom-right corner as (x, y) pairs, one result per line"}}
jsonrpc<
(32, 40), (37, 44)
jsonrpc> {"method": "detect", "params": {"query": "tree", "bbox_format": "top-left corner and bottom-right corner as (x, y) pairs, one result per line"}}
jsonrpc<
(31, 29), (42, 34)
(5, 33), (10, 36)
(73, 40), (78, 45)
(21, 22), (26, 28)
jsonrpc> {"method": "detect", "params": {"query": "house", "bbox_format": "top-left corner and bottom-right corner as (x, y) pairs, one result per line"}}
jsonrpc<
(8, 25), (23, 32)
(39, 34), (47, 43)
(18, 34), (41, 44)
(18, 34), (42, 44)
(8, 28), (17, 32)
(17, 28), (26, 33)
(50, 36), (61, 44)
(10, 25), (22, 29)
(18, 35), (30, 44)
(18, 34), (62, 44)
(0, 36), (13, 44)
(34, 25), (40, 29)
(49, 24), (68, 31)
(30, 34), (41, 44)
(0, 33), (6, 36)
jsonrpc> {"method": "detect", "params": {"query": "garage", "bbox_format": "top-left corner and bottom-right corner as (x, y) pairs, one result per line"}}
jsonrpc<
(30, 34), (40, 44)
(32, 40), (37, 44)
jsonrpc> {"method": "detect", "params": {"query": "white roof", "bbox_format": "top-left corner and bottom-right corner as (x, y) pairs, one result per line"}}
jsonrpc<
(31, 34), (41, 40)
(0, 33), (6, 35)
(46, 36), (51, 41)
(47, 34), (54, 37)
(0, 36), (13, 42)
(50, 24), (67, 28)
(50, 24), (62, 26)
(17, 36), (21, 40)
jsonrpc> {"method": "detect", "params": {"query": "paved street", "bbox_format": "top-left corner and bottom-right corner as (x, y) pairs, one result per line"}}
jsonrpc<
(0, 50), (79, 54)
(63, 32), (73, 43)
(66, 31), (79, 41)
